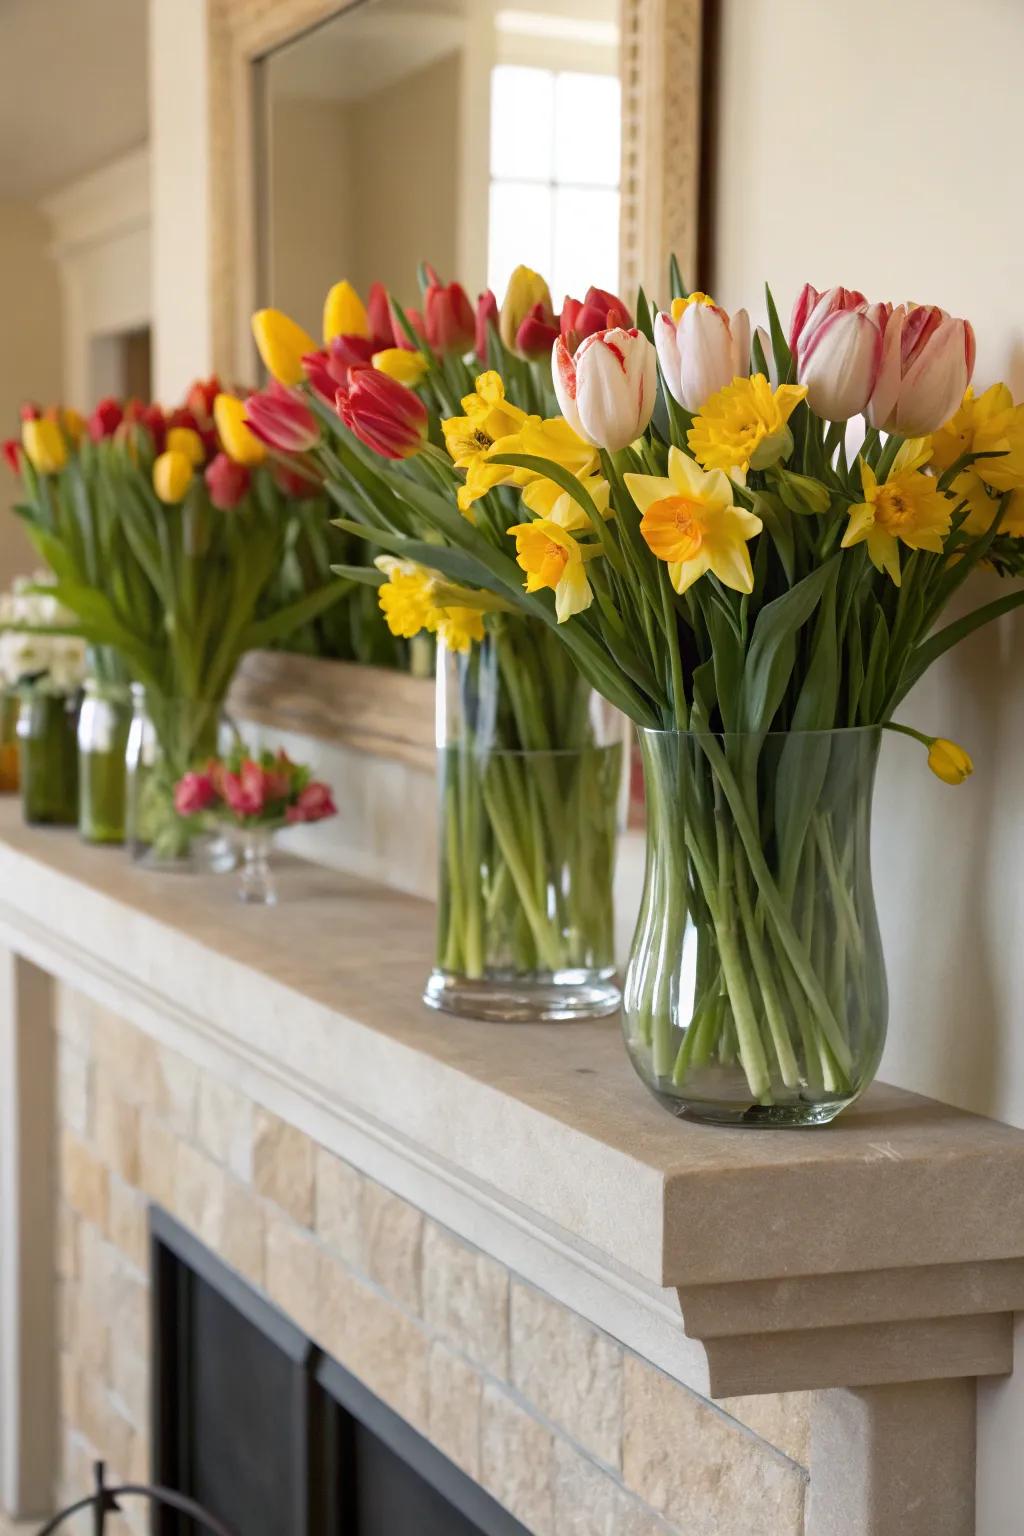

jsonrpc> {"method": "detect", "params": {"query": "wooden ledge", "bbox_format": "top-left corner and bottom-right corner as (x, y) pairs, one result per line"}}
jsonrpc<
(1, 801), (1022, 1399)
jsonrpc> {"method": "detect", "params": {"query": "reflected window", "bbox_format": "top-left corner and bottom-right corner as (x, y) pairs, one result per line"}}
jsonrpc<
(488, 64), (620, 305)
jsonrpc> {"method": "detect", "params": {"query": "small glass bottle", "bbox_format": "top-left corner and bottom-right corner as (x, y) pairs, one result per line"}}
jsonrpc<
(0, 688), (19, 794)
(77, 680), (132, 844)
(17, 689), (81, 826)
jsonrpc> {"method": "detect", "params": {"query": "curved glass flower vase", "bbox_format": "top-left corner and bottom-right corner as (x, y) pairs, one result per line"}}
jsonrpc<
(77, 681), (131, 845)
(236, 827), (277, 905)
(125, 686), (234, 871)
(425, 625), (625, 1023)
(0, 688), (19, 794)
(17, 689), (80, 826)
(624, 728), (887, 1127)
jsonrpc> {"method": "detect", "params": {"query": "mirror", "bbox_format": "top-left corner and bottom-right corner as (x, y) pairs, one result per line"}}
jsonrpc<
(257, 0), (621, 334)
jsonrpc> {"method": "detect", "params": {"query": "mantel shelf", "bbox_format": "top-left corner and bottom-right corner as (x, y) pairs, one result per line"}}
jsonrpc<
(1, 799), (1022, 1400)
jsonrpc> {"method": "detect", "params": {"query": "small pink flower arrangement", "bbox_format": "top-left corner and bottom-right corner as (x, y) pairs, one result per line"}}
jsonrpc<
(174, 746), (336, 829)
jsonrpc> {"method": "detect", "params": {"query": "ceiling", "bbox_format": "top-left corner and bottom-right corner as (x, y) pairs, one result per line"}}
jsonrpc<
(0, 0), (148, 200)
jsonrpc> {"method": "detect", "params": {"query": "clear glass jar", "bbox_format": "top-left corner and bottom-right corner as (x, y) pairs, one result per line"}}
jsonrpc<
(77, 680), (132, 844)
(125, 685), (230, 869)
(424, 623), (626, 1022)
(0, 688), (19, 794)
(17, 689), (81, 826)
(623, 728), (887, 1127)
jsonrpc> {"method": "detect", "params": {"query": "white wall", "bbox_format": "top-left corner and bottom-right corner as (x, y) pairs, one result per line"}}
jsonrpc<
(712, 3), (1024, 1526)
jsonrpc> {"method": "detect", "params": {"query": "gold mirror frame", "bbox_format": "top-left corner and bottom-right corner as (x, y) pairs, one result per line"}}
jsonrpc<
(207, 0), (709, 381)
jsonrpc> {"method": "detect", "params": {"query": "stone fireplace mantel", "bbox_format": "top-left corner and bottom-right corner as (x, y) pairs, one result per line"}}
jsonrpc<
(0, 799), (1021, 1534)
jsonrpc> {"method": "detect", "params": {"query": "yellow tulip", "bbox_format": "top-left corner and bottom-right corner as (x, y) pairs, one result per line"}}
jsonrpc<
(499, 265), (552, 352)
(165, 426), (206, 467)
(21, 418), (67, 475)
(928, 738), (973, 786)
(372, 348), (428, 388)
(252, 308), (317, 387)
(213, 393), (266, 466)
(59, 408), (87, 445)
(323, 280), (368, 345)
(153, 449), (194, 505)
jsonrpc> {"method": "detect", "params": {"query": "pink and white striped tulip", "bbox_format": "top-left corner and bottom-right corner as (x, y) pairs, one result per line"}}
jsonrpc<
(553, 327), (657, 453)
(654, 298), (751, 413)
(789, 285), (882, 421)
(865, 303), (976, 437)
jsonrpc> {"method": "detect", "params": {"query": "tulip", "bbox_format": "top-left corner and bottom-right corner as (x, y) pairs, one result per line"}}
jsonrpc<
(89, 397), (123, 442)
(174, 770), (216, 816)
(165, 426), (206, 467)
(244, 382), (319, 453)
(552, 327), (658, 453)
(323, 279), (368, 345)
(516, 302), (560, 359)
(2, 439), (22, 474)
(205, 453), (251, 510)
(789, 285), (882, 421)
(52, 407), (86, 445)
(866, 302), (976, 437)
(153, 449), (194, 504)
(928, 736), (973, 786)
(213, 393), (267, 466)
(424, 281), (475, 355)
(19, 402), (39, 422)
(336, 367), (428, 460)
(137, 405), (167, 453)
(390, 301), (427, 352)
(286, 780), (336, 824)
(475, 290), (499, 362)
(21, 418), (67, 475)
(366, 282), (393, 351)
(221, 765), (264, 818)
(372, 348), (429, 388)
(561, 287), (632, 353)
(185, 376), (222, 421)
(655, 295), (751, 414)
(252, 308), (318, 387)
(499, 266), (552, 352)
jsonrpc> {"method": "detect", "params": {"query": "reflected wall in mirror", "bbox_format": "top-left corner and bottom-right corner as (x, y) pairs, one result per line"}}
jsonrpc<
(257, 0), (620, 334)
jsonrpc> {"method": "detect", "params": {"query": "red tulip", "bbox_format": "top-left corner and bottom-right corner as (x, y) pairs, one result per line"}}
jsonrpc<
(18, 402), (40, 422)
(244, 382), (319, 453)
(89, 397), (123, 442)
(205, 452), (251, 510)
(185, 375), (222, 421)
(560, 287), (632, 353)
(424, 281), (475, 354)
(516, 301), (560, 359)
(475, 290), (499, 362)
(271, 460), (321, 499)
(286, 780), (336, 824)
(221, 762), (265, 818)
(139, 404), (167, 452)
(391, 302), (427, 352)
(366, 281), (394, 351)
(302, 336), (374, 403)
(336, 367), (428, 460)
(174, 770), (215, 816)
(2, 439), (22, 473)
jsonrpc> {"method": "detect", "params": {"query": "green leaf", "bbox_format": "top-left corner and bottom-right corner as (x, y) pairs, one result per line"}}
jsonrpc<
(329, 563), (385, 589)
(240, 578), (352, 652)
(668, 254), (688, 302)
(764, 284), (794, 383)
(774, 579), (839, 892)
(738, 557), (838, 736)
(892, 588), (1024, 707)
(860, 606), (890, 722)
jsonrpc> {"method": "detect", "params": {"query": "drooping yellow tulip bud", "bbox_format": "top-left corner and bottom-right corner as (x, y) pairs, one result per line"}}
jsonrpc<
(499, 265), (552, 352)
(323, 280), (368, 345)
(165, 426), (206, 467)
(372, 348), (428, 388)
(21, 418), (67, 475)
(251, 308), (317, 387)
(927, 737), (974, 786)
(213, 394), (266, 466)
(153, 449), (194, 505)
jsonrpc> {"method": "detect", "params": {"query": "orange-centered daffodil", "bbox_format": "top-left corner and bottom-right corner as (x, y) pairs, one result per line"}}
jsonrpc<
(625, 447), (762, 595)
(841, 439), (952, 585)
(506, 518), (597, 622)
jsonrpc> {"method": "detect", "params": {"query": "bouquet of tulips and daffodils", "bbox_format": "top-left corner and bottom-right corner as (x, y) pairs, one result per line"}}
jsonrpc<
(250, 259), (1023, 1109)
(244, 267), (627, 992)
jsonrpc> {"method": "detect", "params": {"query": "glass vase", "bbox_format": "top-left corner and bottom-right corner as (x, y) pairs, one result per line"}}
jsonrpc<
(125, 685), (231, 870)
(77, 680), (131, 845)
(17, 689), (81, 826)
(236, 827), (277, 905)
(623, 728), (887, 1126)
(424, 624), (625, 1022)
(0, 689), (19, 793)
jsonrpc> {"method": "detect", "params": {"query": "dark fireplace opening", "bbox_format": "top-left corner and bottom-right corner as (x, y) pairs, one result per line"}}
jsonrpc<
(150, 1209), (529, 1536)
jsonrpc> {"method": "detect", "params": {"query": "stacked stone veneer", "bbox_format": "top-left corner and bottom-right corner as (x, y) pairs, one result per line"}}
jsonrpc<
(54, 983), (810, 1536)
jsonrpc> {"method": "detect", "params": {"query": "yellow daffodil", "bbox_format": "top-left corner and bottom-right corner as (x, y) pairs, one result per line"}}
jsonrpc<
(153, 449), (193, 505)
(375, 556), (439, 639)
(442, 372), (529, 469)
(928, 737), (973, 785)
(521, 472), (612, 532)
(436, 606), (485, 653)
(499, 265), (552, 352)
(841, 439), (952, 585)
(21, 418), (67, 475)
(689, 375), (807, 476)
(625, 446), (762, 596)
(511, 415), (600, 479)
(252, 308), (317, 387)
(372, 348), (428, 388)
(214, 393), (266, 466)
(506, 518), (597, 622)
(933, 384), (1024, 493)
(323, 280), (368, 345)
(165, 426), (206, 467)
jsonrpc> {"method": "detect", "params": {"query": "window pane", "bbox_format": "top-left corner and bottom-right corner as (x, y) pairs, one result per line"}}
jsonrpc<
(488, 181), (553, 299)
(490, 66), (554, 181)
(551, 186), (619, 304)
(554, 73), (621, 189)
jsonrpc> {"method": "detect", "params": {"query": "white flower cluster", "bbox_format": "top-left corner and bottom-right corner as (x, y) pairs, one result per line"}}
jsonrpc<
(0, 573), (87, 693)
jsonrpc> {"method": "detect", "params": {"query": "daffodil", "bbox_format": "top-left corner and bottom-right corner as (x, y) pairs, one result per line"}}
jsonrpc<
(521, 472), (611, 532)
(506, 518), (597, 622)
(436, 606), (485, 653)
(688, 375), (807, 476)
(456, 412), (603, 518)
(442, 372), (529, 470)
(841, 439), (952, 585)
(624, 447), (762, 595)
(375, 556), (439, 639)
(931, 385), (1024, 537)
(372, 348), (428, 388)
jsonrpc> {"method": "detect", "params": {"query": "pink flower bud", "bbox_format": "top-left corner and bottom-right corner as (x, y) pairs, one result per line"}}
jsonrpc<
(174, 770), (216, 816)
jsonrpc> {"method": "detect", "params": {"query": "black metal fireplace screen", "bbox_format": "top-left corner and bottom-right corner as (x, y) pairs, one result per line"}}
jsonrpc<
(147, 1208), (529, 1536)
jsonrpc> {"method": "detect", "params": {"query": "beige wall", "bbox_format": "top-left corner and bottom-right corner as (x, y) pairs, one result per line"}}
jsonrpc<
(0, 201), (63, 590)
